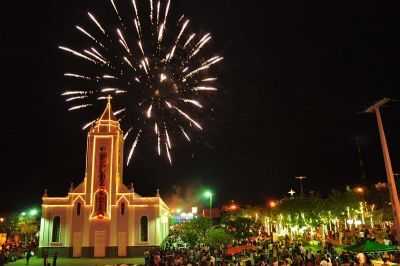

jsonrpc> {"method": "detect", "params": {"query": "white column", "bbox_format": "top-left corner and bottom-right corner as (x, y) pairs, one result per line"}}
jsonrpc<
(65, 207), (73, 247)
(128, 206), (135, 246)
(82, 206), (90, 246)
(109, 206), (118, 246)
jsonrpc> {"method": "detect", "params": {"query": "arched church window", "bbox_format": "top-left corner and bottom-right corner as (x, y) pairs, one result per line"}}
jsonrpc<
(76, 202), (81, 216)
(140, 216), (148, 242)
(52, 216), (61, 243)
(121, 202), (125, 216)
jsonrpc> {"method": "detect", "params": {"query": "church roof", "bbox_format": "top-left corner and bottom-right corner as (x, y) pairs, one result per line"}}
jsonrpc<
(99, 95), (117, 121)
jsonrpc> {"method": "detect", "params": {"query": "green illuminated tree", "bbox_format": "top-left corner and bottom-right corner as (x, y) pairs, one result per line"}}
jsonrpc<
(205, 228), (233, 248)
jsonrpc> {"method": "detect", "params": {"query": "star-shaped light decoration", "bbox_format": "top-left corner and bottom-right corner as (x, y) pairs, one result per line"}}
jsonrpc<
(288, 189), (296, 197)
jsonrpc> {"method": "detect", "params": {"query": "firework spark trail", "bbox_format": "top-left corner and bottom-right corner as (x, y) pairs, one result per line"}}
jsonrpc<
(155, 123), (161, 156)
(124, 127), (133, 140)
(64, 73), (91, 80)
(182, 65), (209, 81)
(123, 57), (135, 69)
(183, 33), (196, 49)
(180, 127), (191, 142)
(141, 60), (149, 75)
(166, 19), (189, 62)
(183, 99), (203, 108)
(103, 75), (118, 79)
(82, 120), (96, 130)
(114, 108), (126, 115)
(65, 96), (88, 102)
(134, 19), (141, 39)
(68, 104), (92, 111)
(157, 134), (161, 156)
(59, 46), (97, 64)
(62, 91), (87, 96)
(150, 0), (154, 23)
(176, 19), (189, 44)
(88, 12), (106, 35)
(166, 102), (203, 130)
(84, 49), (107, 64)
(202, 56), (224, 67)
(75, 26), (104, 47)
(202, 77), (217, 82)
(154, 123), (159, 135)
(193, 86), (218, 92)
(158, 23), (165, 43)
(90, 48), (106, 60)
(191, 34), (212, 58)
(117, 29), (131, 54)
(164, 0), (171, 23)
(156, 1), (161, 26)
(165, 128), (172, 149)
(101, 88), (117, 93)
(110, 0), (122, 21)
(61, 0), (222, 165)
(146, 104), (153, 118)
(165, 142), (172, 165)
(138, 41), (145, 56)
(127, 130), (142, 165)
(131, 0), (138, 17)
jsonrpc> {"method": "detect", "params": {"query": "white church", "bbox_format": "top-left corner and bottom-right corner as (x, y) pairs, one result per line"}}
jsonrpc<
(39, 99), (169, 257)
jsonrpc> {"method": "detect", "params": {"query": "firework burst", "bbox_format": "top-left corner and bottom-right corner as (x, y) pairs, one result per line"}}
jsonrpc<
(60, 0), (222, 165)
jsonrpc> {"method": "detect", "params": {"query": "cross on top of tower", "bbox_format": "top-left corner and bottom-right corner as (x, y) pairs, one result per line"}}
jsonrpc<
(99, 95), (117, 122)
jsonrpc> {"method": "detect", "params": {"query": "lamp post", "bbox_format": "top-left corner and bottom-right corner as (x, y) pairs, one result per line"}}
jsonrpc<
(295, 176), (307, 197)
(365, 98), (400, 240)
(203, 191), (213, 218)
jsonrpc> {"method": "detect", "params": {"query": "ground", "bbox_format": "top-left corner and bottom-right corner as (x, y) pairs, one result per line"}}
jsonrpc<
(8, 257), (144, 266)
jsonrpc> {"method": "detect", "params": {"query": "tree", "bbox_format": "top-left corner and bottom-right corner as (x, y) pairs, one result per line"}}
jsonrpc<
(222, 215), (260, 240)
(205, 228), (233, 248)
(164, 217), (213, 248)
(182, 217), (212, 242)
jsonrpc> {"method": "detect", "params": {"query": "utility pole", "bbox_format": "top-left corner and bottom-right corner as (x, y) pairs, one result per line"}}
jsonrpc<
(365, 98), (400, 240)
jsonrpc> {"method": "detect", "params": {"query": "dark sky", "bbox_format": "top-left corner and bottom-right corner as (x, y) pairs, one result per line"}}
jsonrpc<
(1, 0), (400, 213)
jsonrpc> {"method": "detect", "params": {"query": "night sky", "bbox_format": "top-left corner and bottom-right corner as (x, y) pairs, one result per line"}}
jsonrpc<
(1, 1), (400, 213)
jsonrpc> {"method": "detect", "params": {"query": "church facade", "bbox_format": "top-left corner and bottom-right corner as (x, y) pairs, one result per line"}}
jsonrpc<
(39, 99), (169, 257)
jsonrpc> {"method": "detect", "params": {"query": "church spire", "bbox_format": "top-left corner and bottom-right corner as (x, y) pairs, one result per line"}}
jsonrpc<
(99, 95), (117, 121)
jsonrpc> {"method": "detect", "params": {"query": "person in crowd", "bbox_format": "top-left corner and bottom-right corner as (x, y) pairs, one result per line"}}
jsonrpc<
(43, 249), (48, 266)
(0, 251), (6, 266)
(25, 248), (32, 265)
(52, 252), (58, 266)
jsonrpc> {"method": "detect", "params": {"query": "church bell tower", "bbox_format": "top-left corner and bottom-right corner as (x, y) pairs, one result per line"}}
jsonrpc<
(85, 97), (124, 219)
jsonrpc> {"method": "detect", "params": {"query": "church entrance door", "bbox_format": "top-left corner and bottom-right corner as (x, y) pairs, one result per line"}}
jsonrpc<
(72, 232), (82, 257)
(94, 231), (106, 257)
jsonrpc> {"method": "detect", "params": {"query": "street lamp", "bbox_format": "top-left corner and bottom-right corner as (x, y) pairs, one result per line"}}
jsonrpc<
(203, 190), (213, 218)
(295, 176), (307, 196)
(269, 201), (277, 208)
(354, 187), (364, 194)
(365, 98), (400, 240)
(29, 209), (39, 217)
(0, 217), (4, 223)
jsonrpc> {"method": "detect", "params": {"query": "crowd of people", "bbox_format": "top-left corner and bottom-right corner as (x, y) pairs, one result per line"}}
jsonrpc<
(145, 238), (399, 266)
(0, 240), (37, 266)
